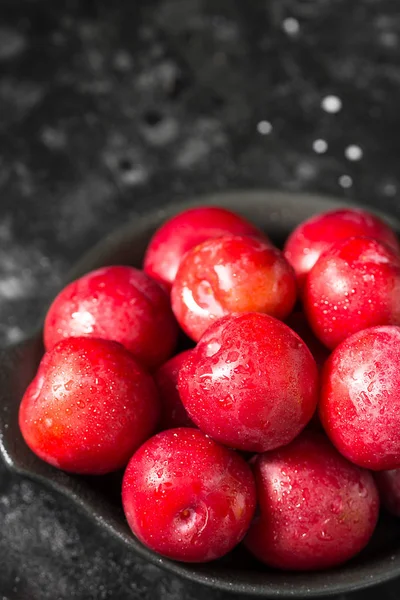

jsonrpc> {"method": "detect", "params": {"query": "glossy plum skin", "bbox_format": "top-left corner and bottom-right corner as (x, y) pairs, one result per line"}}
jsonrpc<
(44, 266), (178, 370)
(284, 208), (399, 289)
(171, 235), (297, 342)
(320, 326), (400, 471)
(154, 350), (196, 430)
(143, 206), (267, 289)
(374, 470), (400, 517)
(244, 432), (379, 571)
(304, 237), (400, 350)
(122, 428), (256, 562)
(19, 338), (160, 475)
(285, 311), (330, 370)
(178, 313), (318, 452)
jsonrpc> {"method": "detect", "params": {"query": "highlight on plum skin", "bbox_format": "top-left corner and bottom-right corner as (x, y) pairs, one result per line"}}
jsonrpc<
(374, 469), (400, 517)
(284, 208), (400, 289)
(171, 235), (297, 342)
(154, 350), (196, 430)
(304, 236), (400, 350)
(43, 265), (178, 371)
(244, 432), (380, 571)
(144, 206), (269, 289)
(122, 428), (257, 563)
(19, 337), (160, 475)
(178, 313), (319, 453)
(320, 326), (400, 471)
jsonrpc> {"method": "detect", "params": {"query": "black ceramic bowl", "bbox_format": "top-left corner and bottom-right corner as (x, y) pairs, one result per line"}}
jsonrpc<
(1, 190), (400, 598)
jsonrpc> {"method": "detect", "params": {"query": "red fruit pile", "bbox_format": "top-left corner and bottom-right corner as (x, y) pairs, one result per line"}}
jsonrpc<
(18, 204), (400, 571)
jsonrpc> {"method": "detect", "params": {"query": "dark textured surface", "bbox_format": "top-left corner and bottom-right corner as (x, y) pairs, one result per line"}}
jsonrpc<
(1, 0), (400, 598)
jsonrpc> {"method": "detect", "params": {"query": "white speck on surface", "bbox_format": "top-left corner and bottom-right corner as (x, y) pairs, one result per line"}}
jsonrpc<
(321, 95), (342, 113)
(345, 144), (363, 161)
(257, 120), (273, 135)
(312, 139), (328, 153)
(339, 174), (353, 188)
(282, 18), (300, 35)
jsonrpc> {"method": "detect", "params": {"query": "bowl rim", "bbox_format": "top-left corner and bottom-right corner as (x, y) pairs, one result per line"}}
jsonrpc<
(1, 189), (400, 598)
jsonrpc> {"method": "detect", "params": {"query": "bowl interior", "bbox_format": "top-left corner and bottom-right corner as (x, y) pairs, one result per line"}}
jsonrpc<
(1, 190), (400, 598)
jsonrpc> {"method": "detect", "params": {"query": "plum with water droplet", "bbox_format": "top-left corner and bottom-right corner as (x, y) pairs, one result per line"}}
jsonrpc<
(171, 235), (297, 341)
(320, 325), (400, 470)
(244, 431), (379, 570)
(144, 206), (268, 289)
(122, 427), (256, 562)
(304, 236), (400, 349)
(178, 313), (318, 452)
(44, 265), (178, 370)
(19, 337), (160, 474)
(284, 208), (399, 289)
(154, 350), (196, 430)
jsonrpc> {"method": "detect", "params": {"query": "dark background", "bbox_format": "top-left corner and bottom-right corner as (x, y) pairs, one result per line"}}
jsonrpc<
(1, 0), (400, 598)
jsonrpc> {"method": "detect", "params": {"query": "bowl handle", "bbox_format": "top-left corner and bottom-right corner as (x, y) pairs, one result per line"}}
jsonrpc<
(0, 334), (43, 472)
(0, 335), (139, 550)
